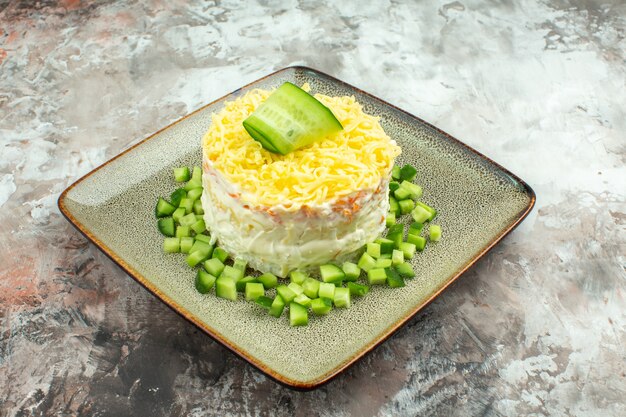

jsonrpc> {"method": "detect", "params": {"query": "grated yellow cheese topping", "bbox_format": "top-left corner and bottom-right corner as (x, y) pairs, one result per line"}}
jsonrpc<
(202, 85), (401, 207)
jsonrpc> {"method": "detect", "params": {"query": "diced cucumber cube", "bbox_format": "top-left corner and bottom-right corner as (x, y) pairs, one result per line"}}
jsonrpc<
(186, 249), (210, 268)
(379, 253), (392, 259)
(212, 247), (229, 263)
(287, 282), (304, 295)
(386, 267), (405, 288)
(386, 212), (396, 227)
(174, 167), (190, 182)
(333, 287), (350, 308)
(375, 238), (394, 254)
(203, 258), (224, 277)
(357, 252), (377, 272)
(429, 224), (442, 241)
(269, 294), (286, 317)
(289, 270), (308, 285)
(233, 258), (247, 272)
(392, 249), (404, 265)
(179, 213), (197, 227)
(415, 202), (437, 221)
(193, 199), (204, 215)
(389, 181), (400, 192)
(302, 278), (320, 298)
(289, 302), (308, 326)
(389, 196), (400, 215)
(319, 264), (345, 283)
(366, 242), (381, 258)
(183, 179), (202, 191)
(157, 217), (176, 237)
(180, 237), (194, 253)
(221, 265), (243, 282)
(342, 262), (361, 281)
(396, 262), (416, 279)
(399, 199), (415, 215)
(237, 276), (258, 292)
(189, 240), (213, 256)
(294, 293), (312, 307)
(195, 269), (216, 294)
(277, 285), (296, 303)
(399, 242), (417, 259)
(191, 166), (202, 182)
(172, 207), (186, 223)
(347, 282), (369, 296)
(391, 165), (401, 180)
(318, 282), (335, 300)
(187, 188), (203, 202)
(170, 188), (187, 207)
(368, 268), (387, 285)
(194, 234), (211, 244)
(176, 225), (191, 238)
(394, 187), (411, 201)
(255, 296), (273, 309)
(163, 237), (180, 253)
(257, 273), (278, 289)
(408, 234), (427, 251)
(179, 198), (194, 214)
(399, 164), (417, 182)
(190, 219), (206, 234)
(409, 222), (424, 235)
(310, 297), (332, 315)
(375, 258), (392, 269)
(411, 206), (430, 224)
(400, 180), (422, 199)
(155, 197), (176, 218)
(216, 276), (237, 301)
(245, 282), (265, 301)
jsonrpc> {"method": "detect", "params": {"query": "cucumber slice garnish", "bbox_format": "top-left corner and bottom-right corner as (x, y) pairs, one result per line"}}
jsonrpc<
(243, 82), (343, 154)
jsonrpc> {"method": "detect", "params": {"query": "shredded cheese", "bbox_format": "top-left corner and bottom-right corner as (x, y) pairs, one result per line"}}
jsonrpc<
(202, 86), (401, 207)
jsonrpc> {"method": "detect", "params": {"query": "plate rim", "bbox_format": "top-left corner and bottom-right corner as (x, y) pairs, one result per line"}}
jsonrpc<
(58, 65), (536, 390)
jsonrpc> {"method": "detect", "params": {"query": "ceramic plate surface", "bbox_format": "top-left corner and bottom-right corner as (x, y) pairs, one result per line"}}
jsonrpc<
(59, 66), (535, 389)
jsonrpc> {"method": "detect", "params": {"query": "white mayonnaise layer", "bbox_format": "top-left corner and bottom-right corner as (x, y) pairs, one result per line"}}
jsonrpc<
(201, 161), (389, 277)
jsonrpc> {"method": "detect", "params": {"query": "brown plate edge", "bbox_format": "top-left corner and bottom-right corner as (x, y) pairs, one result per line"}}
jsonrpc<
(57, 65), (536, 391)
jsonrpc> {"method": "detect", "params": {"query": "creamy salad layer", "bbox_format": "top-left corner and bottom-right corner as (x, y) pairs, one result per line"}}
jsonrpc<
(201, 162), (389, 277)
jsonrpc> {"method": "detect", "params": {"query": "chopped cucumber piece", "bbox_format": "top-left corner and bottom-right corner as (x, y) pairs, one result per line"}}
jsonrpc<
(333, 287), (350, 308)
(170, 188), (187, 207)
(375, 238), (394, 254)
(269, 294), (286, 317)
(429, 224), (442, 241)
(237, 276), (258, 292)
(394, 187), (412, 201)
(287, 282), (304, 295)
(409, 222), (424, 235)
(399, 242), (417, 259)
(174, 167), (190, 182)
(190, 240), (213, 257)
(342, 262), (361, 282)
(302, 278), (320, 298)
(386, 267), (405, 288)
(399, 164), (417, 182)
(163, 237), (180, 253)
(179, 198), (194, 214)
(386, 212), (396, 227)
(277, 285), (297, 303)
(255, 296), (273, 309)
(387, 224), (404, 248)
(396, 262), (416, 279)
(194, 234), (211, 244)
(294, 293), (312, 307)
(155, 197), (176, 218)
(183, 178), (202, 191)
(216, 276), (237, 301)
(179, 213), (197, 227)
(392, 249), (404, 265)
(245, 282), (265, 301)
(391, 165), (401, 180)
(415, 202), (437, 221)
(357, 252), (377, 272)
(233, 258), (247, 272)
(318, 282), (335, 300)
(375, 258), (392, 269)
(379, 253), (392, 259)
(368, 268), (387, 285)
(257, 272), (278, 289)
(203, 258), (225, 277)
(187, 188), (203, 202)
(191, 166), (202, 182)
(190, 219), (206, 234)
(289, 270), (308, 285)
(195, 269), (216, 294)
(411, 206), (431, 224)
(366, 242), (381, 258)
(221, 265), (243, 282)
(212, 247), (229, 263)
(389, 196), (400, 215)
(320, 264), (345, 283)
(172, 207), (186, 223)
(408, 234), (427, 251)
(399, 199), (415, 215)
(180, 237), (194, 253)
(243, 82), (343, 155)
(400, 181), (422, 199)
(186, 249), (210, 268)
(289, 302), (308, 326)
(176, 225), (191, 238)
(310, 297), (332, 315)
(157, 217), (175, 237)
(193, 199), (204, 215)
(347, 282), (369, 297)
(389, 181), (400, 192)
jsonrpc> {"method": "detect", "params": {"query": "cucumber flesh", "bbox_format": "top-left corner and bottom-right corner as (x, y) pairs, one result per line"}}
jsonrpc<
(319, 264), (345, 283)
(311, 297), (333, 315)
(195, 270), (216, 294)
(155, 197), (176, 218)
(289, 302), (308, 326)
(157, 217), (175, 237)
(269, 294), (286, 317)
(243, 82), (343, 155)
